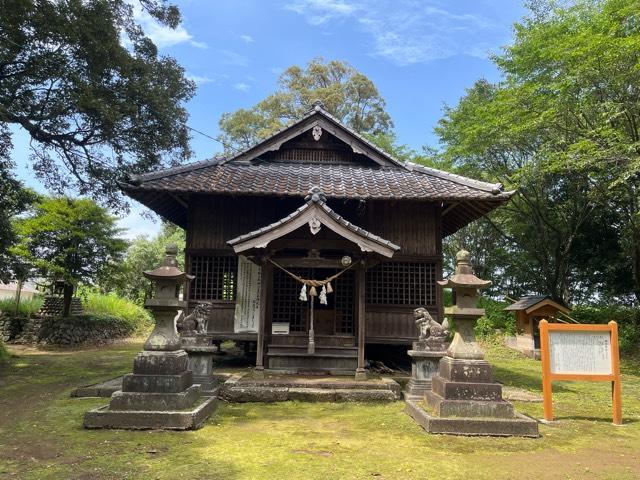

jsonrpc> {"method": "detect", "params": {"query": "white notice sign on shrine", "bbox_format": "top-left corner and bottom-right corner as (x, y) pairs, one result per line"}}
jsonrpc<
(548, 330), (612, 375)
(233, 256), (262, 333)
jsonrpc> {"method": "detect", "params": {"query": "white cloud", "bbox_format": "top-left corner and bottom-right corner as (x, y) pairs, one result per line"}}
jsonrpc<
(233, 82), (251, 92)
(219, 49), (250, 67)
(240, 34), (254, 43)
(131, 2), (207, 49)
(283, 0), (499, 65)
(186, 73), (230, 85)
(285, 0), (358, 25)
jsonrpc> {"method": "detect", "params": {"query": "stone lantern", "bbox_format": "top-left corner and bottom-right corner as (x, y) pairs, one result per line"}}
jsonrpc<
(142, 244), (194, 351)
(437, 249), (491, 360)
(84, 245), (218, 430)
(404, 250), (538, 437)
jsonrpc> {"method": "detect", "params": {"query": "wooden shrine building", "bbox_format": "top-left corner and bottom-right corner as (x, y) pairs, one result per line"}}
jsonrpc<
(505, 296), (571, 358)
(122, 103), (513, 376)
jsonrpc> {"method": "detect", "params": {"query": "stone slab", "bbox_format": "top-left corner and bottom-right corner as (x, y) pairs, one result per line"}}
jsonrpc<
(438, 357), (495, 383)
(219, 374), (401, 403)
(122, 371), (193, 393)
(109, 385), (201, 411)
(133, 350), (189, 375)
(431, 376), (503, 401)
(405, 400), (539, 438)
(71, 377), (123, 398)
(83, 395), (218, 430)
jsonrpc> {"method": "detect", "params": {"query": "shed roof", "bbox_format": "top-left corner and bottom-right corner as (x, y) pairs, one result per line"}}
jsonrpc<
(504, 296), (570, 314)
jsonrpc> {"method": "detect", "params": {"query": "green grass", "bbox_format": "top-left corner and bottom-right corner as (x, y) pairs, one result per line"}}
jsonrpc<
(0, 340), (8, 360)
(0, 342), (639, 480)
(82, 291), (153, 334)
(0, 296), (44, 316)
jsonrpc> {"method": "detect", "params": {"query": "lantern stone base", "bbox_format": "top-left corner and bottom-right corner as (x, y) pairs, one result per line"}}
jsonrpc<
(84, 395), (218, 430)
(405, 399), (538, 437)
(83, 349), (217, 430)
(404, 349), (446, 401)
(405, 356), (539, 437)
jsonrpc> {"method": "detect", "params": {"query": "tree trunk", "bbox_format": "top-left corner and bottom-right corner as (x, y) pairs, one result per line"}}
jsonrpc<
(14, 279), (23, 315)
(62, 283), (74, 317)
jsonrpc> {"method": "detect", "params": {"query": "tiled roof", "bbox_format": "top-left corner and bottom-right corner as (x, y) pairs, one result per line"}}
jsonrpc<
(504, 296), (547, 311)
(504, 296), (569, 312)
(127, 162), (510, 202)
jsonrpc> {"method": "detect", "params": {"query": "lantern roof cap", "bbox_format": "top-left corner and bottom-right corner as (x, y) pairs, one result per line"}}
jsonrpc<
(437, 249), (491, 289)
(143, 244), (194, 282)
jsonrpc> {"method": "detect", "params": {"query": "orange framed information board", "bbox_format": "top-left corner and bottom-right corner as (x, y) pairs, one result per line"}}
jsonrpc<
(539, 320), (622, 425)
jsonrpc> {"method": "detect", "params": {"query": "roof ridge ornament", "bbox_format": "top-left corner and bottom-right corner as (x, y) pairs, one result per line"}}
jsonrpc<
(305, 186), (326, 204)
(311, 99), (325, 111)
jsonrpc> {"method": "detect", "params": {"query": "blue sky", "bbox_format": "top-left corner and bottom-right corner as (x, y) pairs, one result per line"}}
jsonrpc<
(12, 0), (528, 238)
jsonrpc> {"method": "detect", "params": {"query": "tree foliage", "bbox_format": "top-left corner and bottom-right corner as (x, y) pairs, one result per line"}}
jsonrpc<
(217, 58), (393, 152)
(99, 223), (185, 304)
(0, 125), (35, 281)
(436, 0), (640, 304)
(13, 196), (127, 315)
(0, 0), (195, 206)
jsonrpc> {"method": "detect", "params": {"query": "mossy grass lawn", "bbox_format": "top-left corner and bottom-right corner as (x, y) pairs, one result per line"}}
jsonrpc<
(1, 342), (639, 480)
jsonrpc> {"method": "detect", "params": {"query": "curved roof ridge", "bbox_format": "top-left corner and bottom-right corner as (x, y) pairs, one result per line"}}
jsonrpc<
(406, 162), (505, 194)
(129, 156), (226, 183)
(221, 104), (407, 169)
(227, 188), (400, 255)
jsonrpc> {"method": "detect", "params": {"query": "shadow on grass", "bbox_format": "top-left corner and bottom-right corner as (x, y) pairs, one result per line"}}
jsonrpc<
(492, 364), (575, 393)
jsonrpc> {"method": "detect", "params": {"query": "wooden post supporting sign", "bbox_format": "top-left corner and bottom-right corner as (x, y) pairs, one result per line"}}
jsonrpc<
(539, 320), (622, 425)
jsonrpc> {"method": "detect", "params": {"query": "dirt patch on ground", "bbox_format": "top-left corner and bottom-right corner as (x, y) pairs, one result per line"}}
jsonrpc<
(502, 386), (543, 402)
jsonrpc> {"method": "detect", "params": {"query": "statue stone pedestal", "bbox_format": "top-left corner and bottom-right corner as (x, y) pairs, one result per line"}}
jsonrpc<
(84, 246), (218, 430)
(182, 334), (217, 394)
(405, 250), (538, 438)
(405, 348), (446, 401)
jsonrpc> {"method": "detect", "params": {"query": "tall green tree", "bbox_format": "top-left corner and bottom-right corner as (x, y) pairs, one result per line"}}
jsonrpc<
(14, 196), (127, 316)
(0, 0), (195, 207)
(99, 223), (185, 304)
(0, 126), (34, 281)
(218, 58), (393, 151)
(435, 0), (640, 304)
(493, 0), (640, 300)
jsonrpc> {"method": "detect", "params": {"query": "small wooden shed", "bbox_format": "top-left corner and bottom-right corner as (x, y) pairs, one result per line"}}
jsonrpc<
(505, 296), (570, 358)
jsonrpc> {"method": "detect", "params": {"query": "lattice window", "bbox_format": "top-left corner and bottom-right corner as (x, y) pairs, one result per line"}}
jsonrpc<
(334, 270), (355, 334)
(271, 148), (355, 164)
(272, 267), (309, 333)
(189, 256), (238, 301)
(366, 261), (436, 306)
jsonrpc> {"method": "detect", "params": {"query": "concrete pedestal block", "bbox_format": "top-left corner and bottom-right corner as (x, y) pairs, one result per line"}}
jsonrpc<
(133, 350), (189, 375)
(425, 392), (515, 418)
(405, 400), (538, 437)
(109, 385), (201, 411)
(84, 395), (218, 430)
(122, 371), (193, 393)
(438, 357), (494, 383)
(431, 375), (503, 401)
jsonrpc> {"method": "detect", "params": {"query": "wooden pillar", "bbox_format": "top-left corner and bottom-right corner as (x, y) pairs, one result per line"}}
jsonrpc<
(255, 261), (271, 377)
(355, 263), (367, 380)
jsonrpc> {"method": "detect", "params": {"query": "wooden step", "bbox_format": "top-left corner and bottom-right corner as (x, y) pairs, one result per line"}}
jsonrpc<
(267, 353), (358, 371)
(267, 344), (357, 356)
